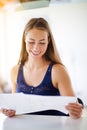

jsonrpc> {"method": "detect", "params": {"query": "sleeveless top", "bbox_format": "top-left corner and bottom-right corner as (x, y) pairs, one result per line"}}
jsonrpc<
(16, 63), (68, 116)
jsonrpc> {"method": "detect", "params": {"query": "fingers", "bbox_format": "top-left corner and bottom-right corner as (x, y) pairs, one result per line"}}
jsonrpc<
(66, 103), (82, 112)
(1, 108), (16, 117)
(65, 103), (83, 119)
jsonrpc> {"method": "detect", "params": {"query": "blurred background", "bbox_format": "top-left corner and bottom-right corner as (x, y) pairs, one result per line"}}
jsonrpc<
(0, 0), (87, 106)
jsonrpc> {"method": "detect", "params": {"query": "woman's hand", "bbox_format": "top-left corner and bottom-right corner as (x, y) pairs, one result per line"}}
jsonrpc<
(65, 102), (83, 119)
(1, 108), (16, 117)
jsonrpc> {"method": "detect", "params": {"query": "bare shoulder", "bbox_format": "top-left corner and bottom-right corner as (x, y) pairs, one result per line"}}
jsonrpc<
(52, 64), (69, 77)
(10, 64), (20, 83)
(52, 64), (75, 96)
(52, 64), (68, 82)
(52, 64), (71, 86)
(11, 64), (20, 75)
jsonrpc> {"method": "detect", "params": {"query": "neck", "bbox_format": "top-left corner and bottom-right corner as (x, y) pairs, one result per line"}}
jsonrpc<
(25, 57), (47, 70)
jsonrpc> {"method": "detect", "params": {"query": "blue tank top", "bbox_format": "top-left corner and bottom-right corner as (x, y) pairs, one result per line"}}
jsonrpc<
(16, 63), (68, 116)
(17, 63), (60, 95)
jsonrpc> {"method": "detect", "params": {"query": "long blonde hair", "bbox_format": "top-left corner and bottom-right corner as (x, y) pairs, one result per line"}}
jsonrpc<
(18, 17), (63, 65)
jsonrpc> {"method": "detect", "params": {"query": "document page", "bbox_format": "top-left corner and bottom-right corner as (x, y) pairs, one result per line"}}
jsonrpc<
(0, 93), (77, 115)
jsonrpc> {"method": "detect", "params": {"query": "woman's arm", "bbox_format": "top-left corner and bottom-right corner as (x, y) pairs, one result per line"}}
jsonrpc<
(52, 64), (75, 96)
(52, 64), (83, 119)
(10, 65), (18, 93)
(1, 65), (19, 117)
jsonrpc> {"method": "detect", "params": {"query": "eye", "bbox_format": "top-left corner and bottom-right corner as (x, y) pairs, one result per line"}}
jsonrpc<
(27, 41), (35, 44)
(29, 42), (35, 44)
(39, 42), (45, 44)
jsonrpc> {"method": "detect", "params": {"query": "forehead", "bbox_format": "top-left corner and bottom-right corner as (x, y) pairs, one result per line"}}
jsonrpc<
(25, 28), (48, 39)
(26, 28), (48, 34)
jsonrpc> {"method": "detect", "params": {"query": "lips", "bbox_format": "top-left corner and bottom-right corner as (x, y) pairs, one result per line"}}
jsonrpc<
(31, 51), (41, 55)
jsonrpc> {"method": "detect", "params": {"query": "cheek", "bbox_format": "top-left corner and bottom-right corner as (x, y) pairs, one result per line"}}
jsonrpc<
(42, 44), (48, 53)
(26, 44), (30, 52)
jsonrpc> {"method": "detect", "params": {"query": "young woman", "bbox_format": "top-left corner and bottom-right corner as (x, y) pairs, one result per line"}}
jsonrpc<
(2, 17), (82, 118)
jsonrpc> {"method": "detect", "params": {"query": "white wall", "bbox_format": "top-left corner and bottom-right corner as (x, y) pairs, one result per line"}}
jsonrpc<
(0, 2), (87, 105)
(49, 2), (87, 106)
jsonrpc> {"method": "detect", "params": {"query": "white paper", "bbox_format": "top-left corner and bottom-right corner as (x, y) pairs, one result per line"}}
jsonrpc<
(0, 93), (77, 115)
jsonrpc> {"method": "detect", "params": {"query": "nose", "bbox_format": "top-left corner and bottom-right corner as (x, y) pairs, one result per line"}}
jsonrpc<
(33, 43), (39, 51)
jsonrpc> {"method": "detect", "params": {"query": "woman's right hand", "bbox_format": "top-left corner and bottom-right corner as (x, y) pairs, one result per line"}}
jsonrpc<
(1, 108), (16, 117)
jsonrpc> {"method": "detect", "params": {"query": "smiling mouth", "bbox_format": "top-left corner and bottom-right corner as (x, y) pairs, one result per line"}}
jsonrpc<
(31, 51), (41, 55)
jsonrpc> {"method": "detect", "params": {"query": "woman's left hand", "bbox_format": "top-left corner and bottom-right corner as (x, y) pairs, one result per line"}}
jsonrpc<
(65, 102), (83, 119)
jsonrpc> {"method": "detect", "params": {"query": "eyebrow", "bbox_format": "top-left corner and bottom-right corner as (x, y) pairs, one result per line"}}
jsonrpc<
(28, 38), (45, 41)
(39, 39), (45, 41)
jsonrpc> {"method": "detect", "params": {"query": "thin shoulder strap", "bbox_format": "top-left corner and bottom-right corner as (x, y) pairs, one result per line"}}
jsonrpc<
(17, 63), (23, 83)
